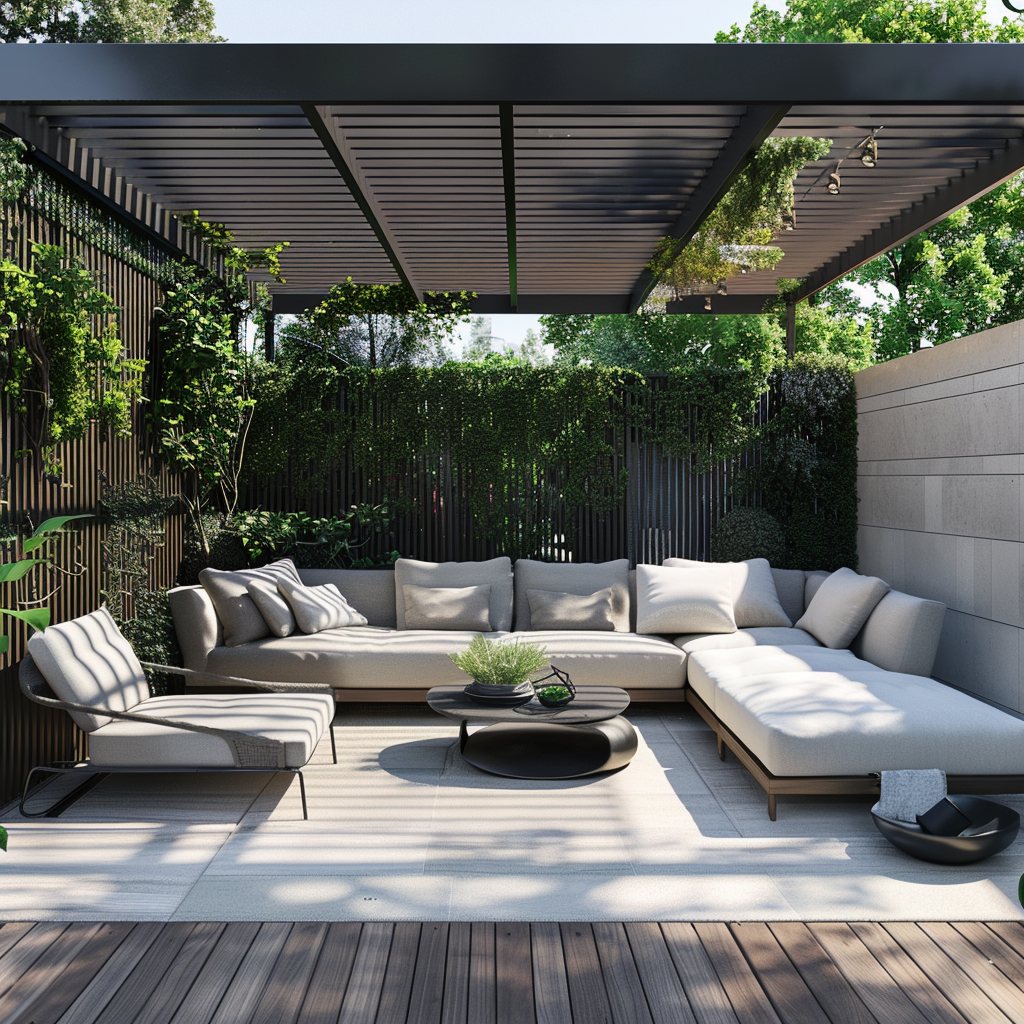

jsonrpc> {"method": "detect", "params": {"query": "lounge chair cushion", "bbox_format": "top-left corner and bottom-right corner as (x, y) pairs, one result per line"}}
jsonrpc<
(795, 567), (889, 649)
(526, 588), (616, 631)
(636, 564), (736, 635)
(686, 645), (1024, 777)
(86, 692), (336, 768)
(395, 557), (513, 631)
(200, 559), (303, 647)
(402, 583), (492, 630)
(663, 558), (792, 628)
(514, 559), (630, 632)
(27, 607), (150, 732)
(278, 579), (368, 633)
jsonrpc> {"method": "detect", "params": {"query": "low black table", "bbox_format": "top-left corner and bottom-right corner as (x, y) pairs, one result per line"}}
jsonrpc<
(426, 684), (638, 780)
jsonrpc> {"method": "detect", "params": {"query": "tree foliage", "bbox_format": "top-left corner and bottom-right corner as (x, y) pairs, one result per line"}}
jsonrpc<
(0, 0), (221, 42)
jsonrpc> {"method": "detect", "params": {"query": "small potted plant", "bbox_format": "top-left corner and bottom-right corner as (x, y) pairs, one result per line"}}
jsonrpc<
(534, 667), (576, 708)
(449, 635), (549, 706)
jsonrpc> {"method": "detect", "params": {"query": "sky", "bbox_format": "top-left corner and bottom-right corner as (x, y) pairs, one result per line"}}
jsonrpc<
(218, 0), (1016, 351)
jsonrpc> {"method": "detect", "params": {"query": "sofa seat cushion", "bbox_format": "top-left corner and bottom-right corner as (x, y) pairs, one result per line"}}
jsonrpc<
(86, 692), (336, 768)
(673, 628), (821, 686)
(206, 627), (509, 689)
(686, 646), (1024, 777)
(505, 630), (685, 689)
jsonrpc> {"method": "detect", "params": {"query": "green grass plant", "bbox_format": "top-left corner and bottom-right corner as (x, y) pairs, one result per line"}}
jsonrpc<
(449, 635), (549, 687)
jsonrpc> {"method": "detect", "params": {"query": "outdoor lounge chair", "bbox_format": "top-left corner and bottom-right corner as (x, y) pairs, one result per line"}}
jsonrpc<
(18, 607), (336, 819)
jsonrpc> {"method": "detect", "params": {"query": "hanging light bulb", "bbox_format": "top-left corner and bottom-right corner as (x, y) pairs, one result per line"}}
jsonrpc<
(827, 169), (841, 195)
(859, 135), (878, 167)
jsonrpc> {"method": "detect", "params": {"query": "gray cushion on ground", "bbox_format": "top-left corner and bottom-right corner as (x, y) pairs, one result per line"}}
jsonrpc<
(298, 569), (397, 628)
(395, 557), (513, 631)
(169, 585), (222, 672)
(673, 627), (820, 685)
(771, 568), (806, 625)
(206, 627), (509, 689)
(851, 589), (946, 677)
(27, 607), (150, 732)
(514, 559), (630, 632)
(87, 692), (336, 768)
(687, 646), (1024, 777)
(504, 630), (685, 689)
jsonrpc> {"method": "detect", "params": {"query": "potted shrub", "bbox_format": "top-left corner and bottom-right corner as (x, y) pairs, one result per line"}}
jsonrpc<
(449, 635), (549, 706)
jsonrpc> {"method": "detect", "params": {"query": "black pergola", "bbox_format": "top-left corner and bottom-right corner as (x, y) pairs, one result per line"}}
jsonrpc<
(3, 42), (1024, 321)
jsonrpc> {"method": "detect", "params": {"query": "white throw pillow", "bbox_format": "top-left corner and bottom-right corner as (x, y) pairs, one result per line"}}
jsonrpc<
(635, 564), (737, 635)
(247, 579), (297, 638)
(199, 558), (302, 647)
(795, 567), (889, 649)
(394, 557), (513, 631)
(277, 578), (368, 633)
(663, 557), (791, 628)
(402, 584), (493, 631)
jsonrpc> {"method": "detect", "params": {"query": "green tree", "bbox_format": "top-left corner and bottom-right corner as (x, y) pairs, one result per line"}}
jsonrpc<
(280, 279), (471, 370)
(0, 0), (221, 42)
(463, 315), (498, 362)
(517, 327), (549, 367)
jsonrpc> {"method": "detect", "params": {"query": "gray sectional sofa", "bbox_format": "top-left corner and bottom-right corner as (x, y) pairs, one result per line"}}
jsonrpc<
(168, 555), (1024, 818)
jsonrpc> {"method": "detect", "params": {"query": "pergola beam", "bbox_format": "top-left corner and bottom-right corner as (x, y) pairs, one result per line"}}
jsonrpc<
(499, 103), (518, 310)
(301, 103), (423, 300)
(628, 104), (790, 313)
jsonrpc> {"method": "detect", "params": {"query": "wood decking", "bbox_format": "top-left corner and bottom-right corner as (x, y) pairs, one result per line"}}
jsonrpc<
(4, 918), (1024, 1023)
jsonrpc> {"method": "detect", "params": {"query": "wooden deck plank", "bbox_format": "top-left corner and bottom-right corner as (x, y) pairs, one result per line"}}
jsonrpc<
(808, 923), (935, 1024)
(918, 922), (1024, 1024)
(531, 923), (572, 1024)
(727, 922), (830, 1024)
(593, 921), (655, 1024)
(0, 922), (104, 1024)
(468, 922), (496, 1024)
(374, 921), (421, 1024)
(441, 922), (471, 1024)
(132, 920), (226, 1024)
(337, 922), (394, 1024)
(660, 922), (739, 1024)
(622, 922), (697, 1024)
(209, 922), (292, 1024)
(0, 923), (36, 962)
(561, 923), (613, 1024)
(951, 923), (1024, 1001)
(251, 922), (329, 1024)
(496, 923), (535, 1024)
(694, 922), (782, 1024)
(885, 922), (1014, 1024)
(9, 922), (134, 1024)
(989, 923), (1024, 959)
(56, 922), (164, 1024)
(0, 922), (71, 1000)
(167, 921), (261, 1024)
(407, 922), (449, 1024)
(297, 922), (362, 1024)
(766, 923), (878, 1024)
(849, 923), (971, 1024)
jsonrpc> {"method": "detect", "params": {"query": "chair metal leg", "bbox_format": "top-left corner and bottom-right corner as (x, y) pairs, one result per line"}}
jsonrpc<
(296, 770), (308, 819)
(19, 765), (109, 818)
(330, 726), (337, 764)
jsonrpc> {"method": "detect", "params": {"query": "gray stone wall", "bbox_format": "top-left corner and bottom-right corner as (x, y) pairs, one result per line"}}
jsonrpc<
(856, 320), (1024, 711)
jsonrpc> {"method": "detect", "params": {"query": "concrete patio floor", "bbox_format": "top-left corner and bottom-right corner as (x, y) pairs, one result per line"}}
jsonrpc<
(3, 704), (1023, 923)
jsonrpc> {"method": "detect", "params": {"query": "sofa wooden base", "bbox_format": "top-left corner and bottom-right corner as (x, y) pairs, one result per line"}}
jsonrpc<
(685, 687), (1024, 821)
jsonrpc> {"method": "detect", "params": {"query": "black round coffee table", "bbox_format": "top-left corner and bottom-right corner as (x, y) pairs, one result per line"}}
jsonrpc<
(426, 684), (638, 779)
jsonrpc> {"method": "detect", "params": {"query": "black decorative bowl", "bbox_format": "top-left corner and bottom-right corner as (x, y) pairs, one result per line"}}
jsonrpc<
(463, 680), (535, 708)
(872, 795), (1020, 865)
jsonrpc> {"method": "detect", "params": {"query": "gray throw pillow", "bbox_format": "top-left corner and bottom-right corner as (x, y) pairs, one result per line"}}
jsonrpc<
(513, 559), (630, 631)
(663, 557), (791, 628)
(394, 557), (512, 631)
(277, 578), (368, 633)
(795, 567), (890, 649)
(635, 564), (736, 635)
(199, 558), (302, 647)
(247, 579), (296, 638)
(402, 584), (492, 631)
(526, 588), (616, 631)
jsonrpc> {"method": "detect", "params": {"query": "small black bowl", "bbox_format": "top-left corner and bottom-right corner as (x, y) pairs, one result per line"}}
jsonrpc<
(872, 795), (1020, 865)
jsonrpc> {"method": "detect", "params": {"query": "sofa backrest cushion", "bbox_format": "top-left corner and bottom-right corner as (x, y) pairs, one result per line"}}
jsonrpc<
(199, 558), (302, 647)
(804, 570), (831, 609)
(771, 568), (806, 625)
(402, 583), (492, 630)
(395, 557), (513, 631)
(298, 569), (396, 628)
(663, 557), (791, 628)
(278, 578), (369, 633)
(169, 585), (221, 672)
(851, 589), (946, 676)
(635, 564), (737, 636)
(514, 559), (630, 632)
(247, 579), (296, 637)
(527, 587), (617, 631)
(795, 567), (889, 649)
(27, 606), (149, 732)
